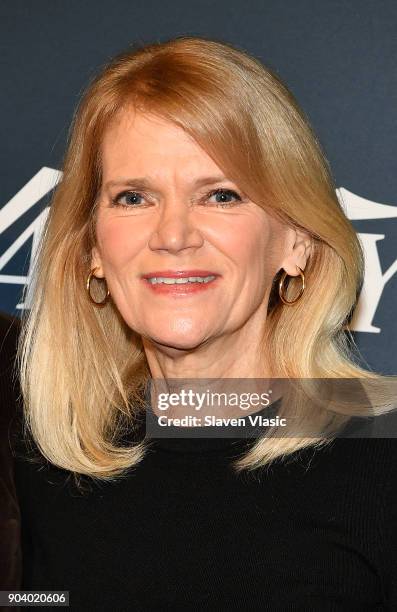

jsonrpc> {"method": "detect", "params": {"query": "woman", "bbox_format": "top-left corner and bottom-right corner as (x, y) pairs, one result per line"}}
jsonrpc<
(12, 36), (397, 610)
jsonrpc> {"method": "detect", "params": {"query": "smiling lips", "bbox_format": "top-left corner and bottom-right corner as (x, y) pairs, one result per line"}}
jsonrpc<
(141, 269), (221, 295)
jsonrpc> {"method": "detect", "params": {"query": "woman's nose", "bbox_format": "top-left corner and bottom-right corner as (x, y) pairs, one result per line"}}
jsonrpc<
(148, 200), (204, 254)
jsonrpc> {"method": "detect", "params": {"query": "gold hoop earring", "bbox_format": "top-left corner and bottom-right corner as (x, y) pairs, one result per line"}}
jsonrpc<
(86, 266), (110, 307)
(278, 266), (305, 305)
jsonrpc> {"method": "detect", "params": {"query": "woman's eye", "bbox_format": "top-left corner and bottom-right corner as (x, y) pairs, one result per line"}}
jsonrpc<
(112, 191), (146, 208)
(206, 188), (242, 208)
(111, 188), (243, 209)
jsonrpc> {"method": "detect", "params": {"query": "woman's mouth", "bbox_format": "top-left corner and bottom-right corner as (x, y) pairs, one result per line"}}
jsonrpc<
(141, 273), (221, 295)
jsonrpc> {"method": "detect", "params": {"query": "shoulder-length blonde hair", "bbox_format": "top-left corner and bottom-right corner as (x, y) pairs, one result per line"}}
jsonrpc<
(17, 35), (396, 482)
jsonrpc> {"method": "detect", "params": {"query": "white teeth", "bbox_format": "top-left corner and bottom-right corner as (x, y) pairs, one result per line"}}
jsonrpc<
(147, 275), (216, 285)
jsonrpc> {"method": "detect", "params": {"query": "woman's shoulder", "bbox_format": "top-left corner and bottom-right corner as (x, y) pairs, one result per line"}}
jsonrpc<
(276, 434), (397, 510)
(297, 434), (397, 476)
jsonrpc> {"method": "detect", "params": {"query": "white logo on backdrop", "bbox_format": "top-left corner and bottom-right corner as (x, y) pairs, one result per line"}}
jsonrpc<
(336, 188), (397, 333)
(1, 169), (396, 332)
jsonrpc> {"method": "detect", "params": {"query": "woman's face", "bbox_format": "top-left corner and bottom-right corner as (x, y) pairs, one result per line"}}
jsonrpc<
(92, 110), (305, 352)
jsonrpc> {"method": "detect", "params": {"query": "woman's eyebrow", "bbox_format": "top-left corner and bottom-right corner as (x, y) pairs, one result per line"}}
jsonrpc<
(103, 175), (229, 191)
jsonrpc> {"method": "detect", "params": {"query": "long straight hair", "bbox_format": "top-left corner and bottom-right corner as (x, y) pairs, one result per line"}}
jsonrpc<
(17, 35), (397, 482)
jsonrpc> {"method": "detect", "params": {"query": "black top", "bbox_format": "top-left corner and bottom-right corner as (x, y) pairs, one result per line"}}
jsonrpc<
(12, 399), (397, 612)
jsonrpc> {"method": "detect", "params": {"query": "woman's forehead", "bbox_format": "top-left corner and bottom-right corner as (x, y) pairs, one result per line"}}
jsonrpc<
(100, 111), (224, 181)
(102, 109), (193, 146)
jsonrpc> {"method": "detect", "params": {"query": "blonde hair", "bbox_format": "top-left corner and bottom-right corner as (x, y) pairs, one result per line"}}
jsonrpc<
(17, 35), (397, 483)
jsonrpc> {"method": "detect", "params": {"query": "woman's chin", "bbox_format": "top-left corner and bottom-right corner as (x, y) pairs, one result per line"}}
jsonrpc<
(145, 330), (210, 353)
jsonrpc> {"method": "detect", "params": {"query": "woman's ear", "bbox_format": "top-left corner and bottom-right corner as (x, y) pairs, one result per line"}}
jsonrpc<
(90, 246), (105, 277)
(280, 228), (312, 276)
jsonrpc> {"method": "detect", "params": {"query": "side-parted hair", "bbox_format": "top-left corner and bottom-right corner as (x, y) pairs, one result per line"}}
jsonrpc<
(17, 35), (397, 483)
